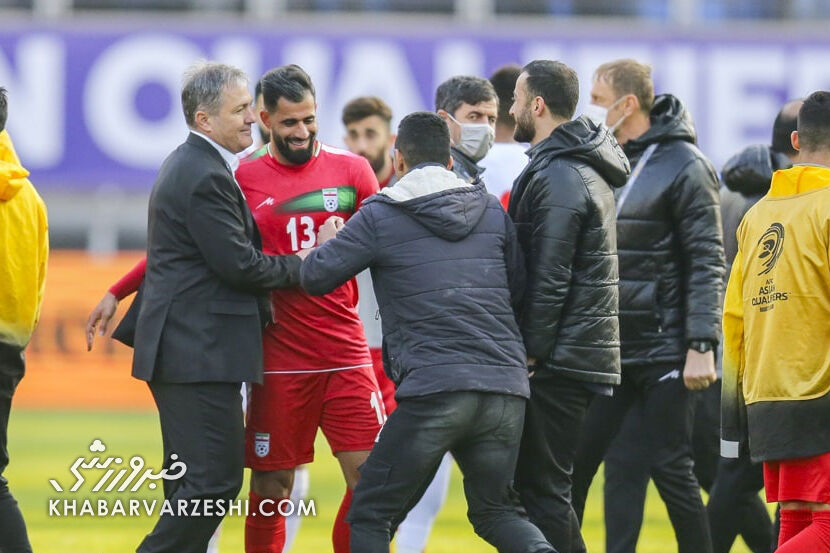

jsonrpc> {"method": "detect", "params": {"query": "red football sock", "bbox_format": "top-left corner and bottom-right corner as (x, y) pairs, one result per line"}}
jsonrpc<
(776, 511), (830, 552)
(245, 491), (287, 553)
(779, 509), (813, 546)
(332, 487), (354, 553)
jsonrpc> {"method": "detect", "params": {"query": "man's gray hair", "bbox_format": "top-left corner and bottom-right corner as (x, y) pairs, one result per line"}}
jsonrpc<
(181, 61), (248, 128)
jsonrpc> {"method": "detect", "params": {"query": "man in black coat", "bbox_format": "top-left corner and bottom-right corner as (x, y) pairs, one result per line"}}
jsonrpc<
(301, 112), (554, 553)
(132, 62), (301, 553)
(507, 59), (629, 553)
(571, 58), (725, 553)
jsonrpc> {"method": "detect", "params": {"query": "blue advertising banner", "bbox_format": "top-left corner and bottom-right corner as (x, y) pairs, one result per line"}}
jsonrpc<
(2, 22), (830, 190)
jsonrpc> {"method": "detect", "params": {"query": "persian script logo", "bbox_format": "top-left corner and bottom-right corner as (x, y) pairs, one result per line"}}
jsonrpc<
(49, 440), (186, 493)
(757, 223), (784, 276)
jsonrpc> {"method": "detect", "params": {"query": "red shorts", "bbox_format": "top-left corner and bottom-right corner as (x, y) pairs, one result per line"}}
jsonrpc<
(764, 452), (830, 503)
(245, 364), (385, 470)
(370, 348), (397, 414)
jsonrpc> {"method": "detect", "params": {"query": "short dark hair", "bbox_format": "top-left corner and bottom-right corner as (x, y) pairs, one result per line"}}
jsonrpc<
(395, 112), (451, 167)
(797, 91), (830, 152)
(522, 60), (579, 120)
(771, 99), (802, 157)
(341, 96), (392, 127)
(0, 87), (7, 133)
(490, 64), (522, 127)
(254, 79), (263, 102)
(260, 64), (316, 113)
(435, 75), (498, 116)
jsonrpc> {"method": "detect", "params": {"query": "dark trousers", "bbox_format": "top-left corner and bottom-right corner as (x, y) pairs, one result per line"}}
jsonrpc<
(348, 391), (554, 553)
(571, 364), (713, 553)
(0, 342), (32, 553)
(137, 381), (244, 553)
(515, 374), (594, 553)
(708, 455), (772, 553)
(603, 381), (772, 553)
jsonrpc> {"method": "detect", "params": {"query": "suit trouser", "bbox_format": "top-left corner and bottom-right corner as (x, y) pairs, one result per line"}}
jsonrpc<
(138, 381), (244, 553)
(515, 374), (594, 553)
(0, 342), (32, 553)
(571, 364), (713, 553)
(347, 391), (554, 553)
(602, 381), (772, 553)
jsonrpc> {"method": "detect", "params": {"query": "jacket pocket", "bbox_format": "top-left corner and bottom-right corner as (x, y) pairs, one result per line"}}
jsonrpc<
(381, 332), (404, 385)
(207, 300), (259, 316)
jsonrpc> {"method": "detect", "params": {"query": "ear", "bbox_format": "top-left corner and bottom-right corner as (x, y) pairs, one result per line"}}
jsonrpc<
(624, 94), (639, 116)
(533, 96), (546, 118)
(393, 149), (408, 177)
(791, 130), (800, 152)
(436, 109), (451, 123)
(446, 155), (454, 171)
(194, 110), (211, 134)
(260, 110), (271, 129)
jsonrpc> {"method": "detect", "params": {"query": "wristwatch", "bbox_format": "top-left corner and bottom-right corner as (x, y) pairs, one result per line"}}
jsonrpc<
(688, 340), (714, 354)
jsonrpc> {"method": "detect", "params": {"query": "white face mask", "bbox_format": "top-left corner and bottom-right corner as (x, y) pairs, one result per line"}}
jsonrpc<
(448, 114), (495, 162)
(583, 96), (628, 134)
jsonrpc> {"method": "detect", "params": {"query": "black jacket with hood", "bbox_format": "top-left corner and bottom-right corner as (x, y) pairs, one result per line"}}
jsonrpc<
(300, 164), (529, 400)
(616, 94), (725, 368)
(508, 116), (630, 384)
(720, 144), (792, 278)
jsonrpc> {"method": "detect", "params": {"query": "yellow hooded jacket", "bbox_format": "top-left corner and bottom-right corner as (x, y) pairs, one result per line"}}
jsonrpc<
(722, 165), (830, 462)
(0, 130), (49, 348)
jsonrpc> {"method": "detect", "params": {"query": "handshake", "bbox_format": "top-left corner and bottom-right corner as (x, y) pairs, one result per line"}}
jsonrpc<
(297, 216), (345, 260)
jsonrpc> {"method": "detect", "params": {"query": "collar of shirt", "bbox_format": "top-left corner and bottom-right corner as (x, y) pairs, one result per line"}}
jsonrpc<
(190, 131), (240, 174)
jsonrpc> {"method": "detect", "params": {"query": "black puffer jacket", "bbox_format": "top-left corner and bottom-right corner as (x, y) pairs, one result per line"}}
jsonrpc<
(617, 94), (725, 367)
(721, 144), (792, 277)
(508, 116), (630, 384)
(301, 164), (529, 400)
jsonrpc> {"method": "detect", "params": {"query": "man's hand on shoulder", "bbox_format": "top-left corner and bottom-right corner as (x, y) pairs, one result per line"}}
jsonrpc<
(317, 216), (345, 245)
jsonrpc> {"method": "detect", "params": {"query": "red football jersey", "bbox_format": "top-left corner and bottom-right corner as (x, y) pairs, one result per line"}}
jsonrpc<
(236, 142), (379, 372)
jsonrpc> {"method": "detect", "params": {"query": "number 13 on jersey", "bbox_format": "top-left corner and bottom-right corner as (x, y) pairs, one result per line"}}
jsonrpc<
(286, 216), (316, 251)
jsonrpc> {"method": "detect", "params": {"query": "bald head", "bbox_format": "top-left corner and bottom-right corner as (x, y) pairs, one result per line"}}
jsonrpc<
(772, 99), (803, 159)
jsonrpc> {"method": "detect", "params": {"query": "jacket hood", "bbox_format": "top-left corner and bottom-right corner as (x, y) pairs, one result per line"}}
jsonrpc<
(768, 165), (830, 198)
(722, 144), (793, 196)
(373, 164), (488, 241)
(624, 94), (696, 156)
(0, 131), (29, 202)
(528, 115), (630, 188)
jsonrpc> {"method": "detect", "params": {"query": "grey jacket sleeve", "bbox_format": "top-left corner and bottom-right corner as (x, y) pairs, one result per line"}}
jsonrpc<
(186, 172), (301, 291)
(670, 157), (726, 343)
(301, 207), (377, 296)
(521, 168), (586, 361)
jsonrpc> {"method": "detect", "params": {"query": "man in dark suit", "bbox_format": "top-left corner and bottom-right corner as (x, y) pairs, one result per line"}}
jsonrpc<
(132, 61), (302, 553)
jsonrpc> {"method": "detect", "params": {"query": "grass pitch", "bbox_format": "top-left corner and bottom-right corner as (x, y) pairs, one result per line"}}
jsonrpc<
(6, 409), (752, 553)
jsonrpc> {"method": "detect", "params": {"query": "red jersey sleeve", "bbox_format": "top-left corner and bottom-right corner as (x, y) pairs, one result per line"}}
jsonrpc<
(353, 156), (380, 210)
(109, 257), (147, 300)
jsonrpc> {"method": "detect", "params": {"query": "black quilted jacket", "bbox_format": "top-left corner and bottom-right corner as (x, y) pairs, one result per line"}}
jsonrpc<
(508, 116), (629, 384)
(616, 94), (725, 367)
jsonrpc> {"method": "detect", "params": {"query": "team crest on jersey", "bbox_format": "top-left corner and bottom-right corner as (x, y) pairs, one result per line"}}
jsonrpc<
(255, 433), (270, 458)
(323, 188), (339, 212)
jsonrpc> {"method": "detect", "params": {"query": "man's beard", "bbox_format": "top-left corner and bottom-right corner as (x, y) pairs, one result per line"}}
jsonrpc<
(274, 132), (316, 165)
(363, 150), (388, 174)
(513, 105), (536, 144)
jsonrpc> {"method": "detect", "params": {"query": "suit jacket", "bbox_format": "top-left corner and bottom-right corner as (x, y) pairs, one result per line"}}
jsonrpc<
(132, 133), (300, 384)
